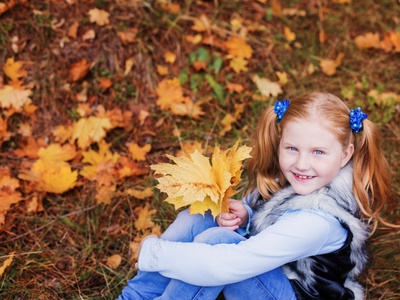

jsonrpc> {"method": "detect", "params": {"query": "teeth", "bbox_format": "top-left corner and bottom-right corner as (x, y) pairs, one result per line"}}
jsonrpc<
(297, 174), (313, 179)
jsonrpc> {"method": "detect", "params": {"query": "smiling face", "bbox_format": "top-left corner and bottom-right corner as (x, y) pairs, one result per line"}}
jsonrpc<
(278, 118), (354, 195)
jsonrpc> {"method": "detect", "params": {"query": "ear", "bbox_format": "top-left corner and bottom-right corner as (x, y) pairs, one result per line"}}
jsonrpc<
(340, 143), (354, 168)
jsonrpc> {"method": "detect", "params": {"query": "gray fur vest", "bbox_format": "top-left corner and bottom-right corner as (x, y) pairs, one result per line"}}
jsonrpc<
(250, 163), (369, 300)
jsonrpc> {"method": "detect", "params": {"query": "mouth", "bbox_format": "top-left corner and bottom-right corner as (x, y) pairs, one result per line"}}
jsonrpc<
(293, 172), (315, 180)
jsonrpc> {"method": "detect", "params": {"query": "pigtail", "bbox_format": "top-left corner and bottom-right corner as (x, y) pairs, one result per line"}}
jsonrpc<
(246, 107), (285, 201)
(352, 119), (392, 232)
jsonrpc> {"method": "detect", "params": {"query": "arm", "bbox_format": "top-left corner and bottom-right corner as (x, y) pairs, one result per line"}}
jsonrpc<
(137, 209), (348, 286)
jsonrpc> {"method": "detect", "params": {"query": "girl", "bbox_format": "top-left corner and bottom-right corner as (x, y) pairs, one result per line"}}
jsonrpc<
(118, 92), (392, 300)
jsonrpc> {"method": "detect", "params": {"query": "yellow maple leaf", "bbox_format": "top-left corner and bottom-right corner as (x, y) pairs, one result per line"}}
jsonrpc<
(220, 113), (236, 136)
(38, 143), (77, 164)
(80, 140), (120, 186)
(164, 51), (176, 64)
(169, 97), (204, 119)
(0, 84), (32, 111)
(53, 125), (74, 144)
(225, 37), (253, 59)
(88, 8), (110, 26)
(127, 187), (154, 199)
(151, 141), (252, 217)
(229, 57), (248, 73)
(72, 116), (112, 149)
(252, 75), (282, 98)
(0, 252), (15, 278)
(19, 159), (78, 194)
(3, 58), (27, 83)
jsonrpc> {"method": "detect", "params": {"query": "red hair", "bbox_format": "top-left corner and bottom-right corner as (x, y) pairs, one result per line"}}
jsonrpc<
(246, 93), (392, 231)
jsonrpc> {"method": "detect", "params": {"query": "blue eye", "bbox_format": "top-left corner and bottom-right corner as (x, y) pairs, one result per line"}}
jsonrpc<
(314, 150), (323, 155)
(289, 147), (297, 151)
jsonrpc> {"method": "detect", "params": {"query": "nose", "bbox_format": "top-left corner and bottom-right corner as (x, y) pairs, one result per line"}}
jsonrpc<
(294, 153), (310, 171)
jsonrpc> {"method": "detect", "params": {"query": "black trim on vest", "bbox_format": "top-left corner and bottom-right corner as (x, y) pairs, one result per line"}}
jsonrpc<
(289, 223), (355, 300)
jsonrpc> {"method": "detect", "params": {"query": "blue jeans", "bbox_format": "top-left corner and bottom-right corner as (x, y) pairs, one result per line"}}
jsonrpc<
(117, 209), (296, 300)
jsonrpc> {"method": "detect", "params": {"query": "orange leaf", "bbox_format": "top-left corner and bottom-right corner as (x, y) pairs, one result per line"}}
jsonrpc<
(67, 21), (79, 39)
(88, 8), (110, 26)
(69, 59), (90, 82)
(128, 143), (151, 161)
(106, 254), (122, 269)
(0, 170), (22, 226)
(3, 58), (27, 83)
(157, 65), (169, 75)
(225, 83), (244, 93)
(354, 32), (380, 49)
(97, 77), (113, 90)
(193, 60), (207, 71)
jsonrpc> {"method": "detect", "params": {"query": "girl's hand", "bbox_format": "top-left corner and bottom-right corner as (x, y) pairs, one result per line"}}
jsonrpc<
(135, 234), (158, 269)
(217, 199), (249, 231)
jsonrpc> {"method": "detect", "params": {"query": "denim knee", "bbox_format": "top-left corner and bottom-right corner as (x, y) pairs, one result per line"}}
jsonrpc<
(193, 227), (245, 245)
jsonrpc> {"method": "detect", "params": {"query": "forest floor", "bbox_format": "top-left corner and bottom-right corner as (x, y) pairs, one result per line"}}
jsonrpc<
(0, 0), (399, 299)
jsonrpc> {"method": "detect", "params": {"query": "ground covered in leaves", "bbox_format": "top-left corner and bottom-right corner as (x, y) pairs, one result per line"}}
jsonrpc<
(0, 0), (399, 299)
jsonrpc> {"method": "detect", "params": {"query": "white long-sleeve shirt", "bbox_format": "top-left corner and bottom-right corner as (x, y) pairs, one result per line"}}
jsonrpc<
(138, 208), (348, 286)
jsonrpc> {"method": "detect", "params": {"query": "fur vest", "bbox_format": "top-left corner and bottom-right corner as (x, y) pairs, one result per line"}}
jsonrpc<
(250, 163), (369, 300)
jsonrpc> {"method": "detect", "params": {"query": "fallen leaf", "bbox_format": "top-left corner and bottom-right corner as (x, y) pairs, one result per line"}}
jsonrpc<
(72, 116), (113, 149)
(229, 57), (248, 73)
(82, 29), (96, 41)
(164, 51), (176, 64)
(128, 143), (151, 161)
(118, 28), (137, 45)
(3, 58), (27, 82)
(224, 37), (253, 59)
(0, 170), (22, 226)
(88, 8), (110, 26)
(134, 205), (157, 232)
(97, 77), (113, 90)
(225, 83), (244, 93)
(0, 84), (32, 111)
(220, 113), (236, 136)
(157, 65), (168, 75)
(67, 21), (79, 39)
(354, 32), (380, 49)
(284, 26), (296, 42)
(126, 187), (154, 199)
(191, 14), (210, 32)
(106, 254), (122, 269)
(0, 252), (15, 278)
(252, 75), (282, 98)
(69, 59), (90, 82)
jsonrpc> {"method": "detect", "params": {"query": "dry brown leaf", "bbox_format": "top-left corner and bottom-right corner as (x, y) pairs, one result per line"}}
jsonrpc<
(118, 28), (137, 45)
(82, 29), (96, 41)
(252, 75), (282, 98)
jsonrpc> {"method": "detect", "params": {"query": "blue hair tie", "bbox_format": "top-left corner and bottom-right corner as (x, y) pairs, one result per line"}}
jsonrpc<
(349, 107), (367, 134)
(274, 100), (290, 123)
